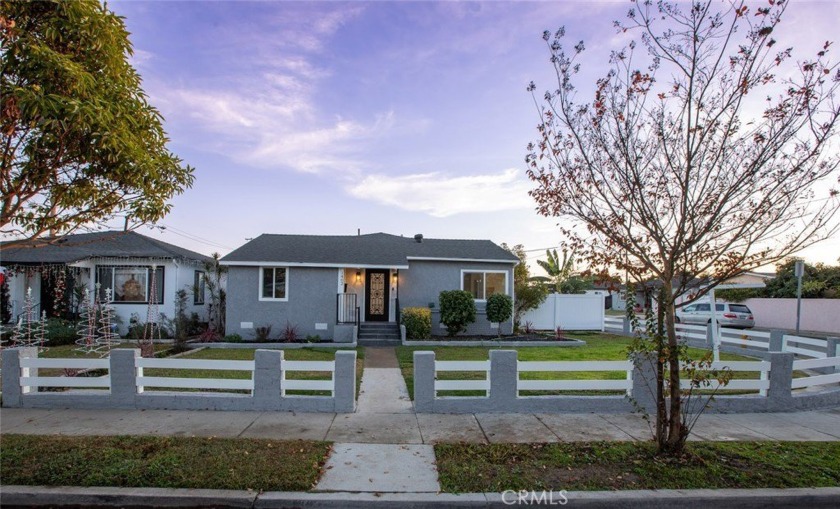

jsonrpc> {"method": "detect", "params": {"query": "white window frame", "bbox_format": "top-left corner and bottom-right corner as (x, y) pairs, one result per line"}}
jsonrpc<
(460, 269), (508, 302)
(194, 270), (206, 305)
(259, 266), (289, 302)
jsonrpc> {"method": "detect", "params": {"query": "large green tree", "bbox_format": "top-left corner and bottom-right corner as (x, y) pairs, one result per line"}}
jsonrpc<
(1, 1), (194, 241)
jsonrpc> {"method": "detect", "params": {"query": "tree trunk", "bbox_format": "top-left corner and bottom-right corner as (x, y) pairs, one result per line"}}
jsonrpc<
(662, 280), (684, 453)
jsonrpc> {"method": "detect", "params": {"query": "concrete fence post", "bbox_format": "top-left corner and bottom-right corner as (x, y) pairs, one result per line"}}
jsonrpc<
(705, 323), (715, 350)
(109, 349), (140, 408)
(767, 352), (794, 409)
(489, 350), (518, 408)
(253, 349), (283, 410)
(1, 348), (30, 407)
(769, 330), (785, 352)
(825, 337), (839, 374)
(413, 351), (436, 412)
(630, 352), (657, 413)
(622, 317), (631, 336)
(333, 350), (357, 413)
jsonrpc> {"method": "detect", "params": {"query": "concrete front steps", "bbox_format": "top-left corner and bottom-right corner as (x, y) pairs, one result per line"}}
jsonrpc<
(358, 322), (400, 346)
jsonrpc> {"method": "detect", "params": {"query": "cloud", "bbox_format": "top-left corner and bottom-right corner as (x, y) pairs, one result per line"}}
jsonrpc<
(346, 168), (534, 217)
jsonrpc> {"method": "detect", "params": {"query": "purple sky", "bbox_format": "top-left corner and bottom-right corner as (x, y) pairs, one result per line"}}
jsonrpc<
(109, 0), (840, 271)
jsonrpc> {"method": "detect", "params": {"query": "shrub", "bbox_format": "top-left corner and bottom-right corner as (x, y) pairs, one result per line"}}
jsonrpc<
(305, 334), (321, 343)
(401, 307), (432, 339)
(223, 333), (243, 343)
(253, 325), (272, 342)
(485, 293), (513, 332)
(281, 321), (299, 343)
(45, 318), (77, 346)
(439, 290), (476, 337)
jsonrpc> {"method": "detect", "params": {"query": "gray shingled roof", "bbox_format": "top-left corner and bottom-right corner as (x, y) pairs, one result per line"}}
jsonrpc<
(0, 231), (211, 265)
(220, 233), (519, 266)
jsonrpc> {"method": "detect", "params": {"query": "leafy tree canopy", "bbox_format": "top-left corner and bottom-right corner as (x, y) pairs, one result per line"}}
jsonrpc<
(1, 0), (194, 241)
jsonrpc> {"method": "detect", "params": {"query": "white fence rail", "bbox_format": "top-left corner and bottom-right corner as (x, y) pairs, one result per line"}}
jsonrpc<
(719, 328), (771, 351)
(282, 360), (336, 395)
(677, 360), (770, 395)
(783, 334), (827, 359)
(136, 357), (255, 392)
(791, 357), (840, 389)
(518, 360), (633, 395)
(3, 348), (357, 413)
(19, 357), (110, 391)
(433, 360), (490, 396)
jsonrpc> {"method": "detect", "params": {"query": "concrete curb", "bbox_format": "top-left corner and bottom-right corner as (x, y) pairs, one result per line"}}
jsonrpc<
(2, 486), (839, 508)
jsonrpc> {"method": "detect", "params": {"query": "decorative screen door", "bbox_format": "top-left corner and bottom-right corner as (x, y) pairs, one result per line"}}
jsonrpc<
(364, 269), (390, 322)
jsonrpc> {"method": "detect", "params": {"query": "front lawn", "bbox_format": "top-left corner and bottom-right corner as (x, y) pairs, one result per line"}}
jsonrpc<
(0, 434), (329, 491)
(436, 441), (840, 492)
(396, 333), (762, 399)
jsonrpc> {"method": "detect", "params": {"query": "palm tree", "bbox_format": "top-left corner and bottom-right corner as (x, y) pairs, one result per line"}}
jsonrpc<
(537, 249), (592, 294)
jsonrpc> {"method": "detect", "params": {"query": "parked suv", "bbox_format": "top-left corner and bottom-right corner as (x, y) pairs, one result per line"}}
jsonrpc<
(675, 302), (754, 329)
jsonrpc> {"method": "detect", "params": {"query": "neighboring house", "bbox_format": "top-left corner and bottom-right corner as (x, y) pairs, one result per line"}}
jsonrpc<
(220, 233), (519, 342)
(1, 231), (211, 333)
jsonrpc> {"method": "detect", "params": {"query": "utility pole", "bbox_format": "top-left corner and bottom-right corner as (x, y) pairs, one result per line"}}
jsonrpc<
(795, 260), (804, 334)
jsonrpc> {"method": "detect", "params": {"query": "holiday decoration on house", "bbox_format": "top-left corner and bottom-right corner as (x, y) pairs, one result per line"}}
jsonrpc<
(53, 268), (67, 317)
(11, 287), (47, 350)
(139, 265), (161, 357)
(75, 288), (99, 354)
(96, 288), (120, 353)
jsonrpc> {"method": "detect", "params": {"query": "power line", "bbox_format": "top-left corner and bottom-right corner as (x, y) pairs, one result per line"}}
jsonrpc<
(155, 224), (235, 251)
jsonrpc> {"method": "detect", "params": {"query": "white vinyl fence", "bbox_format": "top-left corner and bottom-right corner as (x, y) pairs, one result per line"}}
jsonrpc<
(3, 348), (356, 412)
(522, 293), (606, 331)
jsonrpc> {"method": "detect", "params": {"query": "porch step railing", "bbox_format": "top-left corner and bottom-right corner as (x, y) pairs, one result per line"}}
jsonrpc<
(336, 293), (359, 326)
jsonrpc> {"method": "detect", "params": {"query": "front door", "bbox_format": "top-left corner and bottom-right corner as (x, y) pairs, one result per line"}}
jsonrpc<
(364, 269), (390, 322)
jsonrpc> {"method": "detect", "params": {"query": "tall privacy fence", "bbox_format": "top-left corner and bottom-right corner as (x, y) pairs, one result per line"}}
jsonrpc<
(413, 348), (840, 414)
(2, 348), (356, 412)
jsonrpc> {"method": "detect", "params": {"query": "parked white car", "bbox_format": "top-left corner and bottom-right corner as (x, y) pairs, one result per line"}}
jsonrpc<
(675, 302), (755, 329)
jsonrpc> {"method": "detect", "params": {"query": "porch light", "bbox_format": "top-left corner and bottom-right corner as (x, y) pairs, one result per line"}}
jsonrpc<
(392, 273), (398, 284)
(355, 271), (361, 284)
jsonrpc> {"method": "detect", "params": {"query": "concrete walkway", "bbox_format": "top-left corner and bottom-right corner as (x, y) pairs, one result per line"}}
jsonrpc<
(356, 347), (413, 414)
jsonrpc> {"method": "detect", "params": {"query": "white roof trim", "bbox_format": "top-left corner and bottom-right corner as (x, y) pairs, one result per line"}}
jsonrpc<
(220, 261), (409, 269)
(406, 256), (518, 264)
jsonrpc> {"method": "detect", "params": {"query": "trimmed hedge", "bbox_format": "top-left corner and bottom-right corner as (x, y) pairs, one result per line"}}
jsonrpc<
(486, 293), (513, 325)
(401, 307), (432, 339)
(439, 290), (476, 337)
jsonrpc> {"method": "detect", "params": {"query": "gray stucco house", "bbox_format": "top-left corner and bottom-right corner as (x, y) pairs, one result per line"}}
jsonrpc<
(220, 233), (519, 342)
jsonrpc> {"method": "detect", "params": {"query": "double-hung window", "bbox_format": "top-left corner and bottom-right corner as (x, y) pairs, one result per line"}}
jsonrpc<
(96, 266), (164, 304)
(461, 270), (507, 300)
(260, 267), (288, 301)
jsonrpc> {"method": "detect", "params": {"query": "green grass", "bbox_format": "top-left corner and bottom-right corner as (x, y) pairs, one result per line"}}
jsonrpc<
(396, 333), (763, 399)
(144, 347), (364, 396)
(435, 441), (840, 492)
(0, 434), (329, 491)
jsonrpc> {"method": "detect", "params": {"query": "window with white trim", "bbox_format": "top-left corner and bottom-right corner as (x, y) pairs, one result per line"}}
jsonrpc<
(96, 266), (164, 304)
(260, 267), (288, 300)
(461, 270), (507, 300)
(194, 271), (206, 305)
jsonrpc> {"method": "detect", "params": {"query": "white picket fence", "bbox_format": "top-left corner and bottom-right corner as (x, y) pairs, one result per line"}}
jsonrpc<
(603, 316), (625, 333)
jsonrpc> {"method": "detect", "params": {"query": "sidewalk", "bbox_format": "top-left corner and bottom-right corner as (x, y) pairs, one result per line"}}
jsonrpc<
(2, 400), (839, 443)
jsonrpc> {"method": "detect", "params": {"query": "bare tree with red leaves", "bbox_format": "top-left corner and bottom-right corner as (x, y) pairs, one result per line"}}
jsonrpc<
(527, 0), (839, 454)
